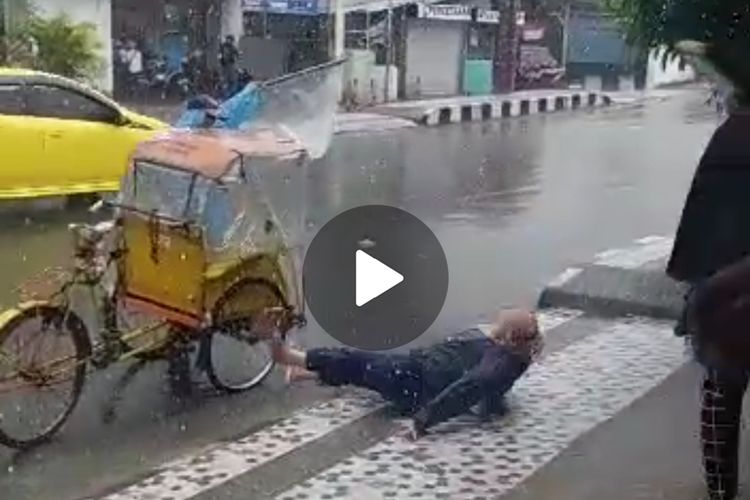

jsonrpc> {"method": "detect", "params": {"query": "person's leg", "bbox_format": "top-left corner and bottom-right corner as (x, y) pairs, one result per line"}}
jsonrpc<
(701, 366), (748, 500)
(273, 342), (421, 410)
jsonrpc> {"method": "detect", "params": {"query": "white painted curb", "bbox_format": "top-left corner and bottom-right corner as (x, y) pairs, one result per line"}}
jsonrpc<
(421, 92), (613, 126)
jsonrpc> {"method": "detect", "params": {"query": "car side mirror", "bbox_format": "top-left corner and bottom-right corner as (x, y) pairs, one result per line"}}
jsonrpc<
(116, 113), (131, 127)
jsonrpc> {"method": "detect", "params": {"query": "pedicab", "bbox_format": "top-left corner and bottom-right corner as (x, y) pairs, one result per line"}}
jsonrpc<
(0, 60), (343, 449)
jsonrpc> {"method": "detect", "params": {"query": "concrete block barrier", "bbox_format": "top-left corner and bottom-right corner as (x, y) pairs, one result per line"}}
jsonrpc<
(538, 265), (687, 320)
(422, 91), (612, 127)
(537, 235), (686, 321)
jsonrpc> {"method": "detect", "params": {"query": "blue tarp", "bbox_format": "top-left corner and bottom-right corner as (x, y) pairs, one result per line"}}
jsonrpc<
(174, 109), (208, 128)
(173, 83), (263, 131)
(215, 83), (263, 130)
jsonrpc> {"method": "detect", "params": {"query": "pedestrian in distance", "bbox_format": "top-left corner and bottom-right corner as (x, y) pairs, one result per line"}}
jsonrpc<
(219, 35), (241, 99)
(666, 9), (750, 498)
(264, 309), (543, 440)
(122, 40), (144, 99)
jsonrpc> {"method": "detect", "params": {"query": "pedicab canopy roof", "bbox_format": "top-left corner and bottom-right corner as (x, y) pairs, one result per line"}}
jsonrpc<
(131, 128), (307, 180)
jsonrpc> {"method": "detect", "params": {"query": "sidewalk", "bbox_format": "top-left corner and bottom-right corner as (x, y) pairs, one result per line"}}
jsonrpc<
(126, 87), (685, 134)
(371, 88), (614, 125)
(127, 103), (417, 135)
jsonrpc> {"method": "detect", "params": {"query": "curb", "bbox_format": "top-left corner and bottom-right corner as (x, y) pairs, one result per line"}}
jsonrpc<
(538, 265), (687, 321)
(536, 235), (686, 321)
(421, 92), (612, 126)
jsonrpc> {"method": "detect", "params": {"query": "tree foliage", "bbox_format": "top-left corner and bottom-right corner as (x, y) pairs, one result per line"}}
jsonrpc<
(604, 0), (750, 84)
(27, 14), (103, 80)
(1, 2), (103, 82)
(604, 0), (750, 50)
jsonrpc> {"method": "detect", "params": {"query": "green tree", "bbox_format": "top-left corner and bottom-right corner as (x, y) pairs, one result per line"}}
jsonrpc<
(603, 1), (750, 89)
(27, 14), (103, 80)
(604, 0), (749, 51)
(1, 2), (103, 82)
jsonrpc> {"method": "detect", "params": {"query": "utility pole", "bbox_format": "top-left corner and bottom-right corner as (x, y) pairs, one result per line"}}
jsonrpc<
(384, 0), (393, 102)
(333, 0), (345, 58)
(560, 3), (571, 68)
(493, 0), (519, 93)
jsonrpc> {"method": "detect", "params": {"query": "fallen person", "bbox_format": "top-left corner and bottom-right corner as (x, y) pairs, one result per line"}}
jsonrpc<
(270, 309), (542, 440)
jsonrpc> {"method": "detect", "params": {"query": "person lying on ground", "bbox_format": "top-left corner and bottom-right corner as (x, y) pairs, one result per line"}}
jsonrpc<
(267, 308), (542, 440)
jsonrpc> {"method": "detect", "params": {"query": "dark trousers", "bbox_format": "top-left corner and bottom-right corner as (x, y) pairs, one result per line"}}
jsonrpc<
(221, 63), (238, 98)
(701, 366), (748, 500)
(306, 348), (424, 414)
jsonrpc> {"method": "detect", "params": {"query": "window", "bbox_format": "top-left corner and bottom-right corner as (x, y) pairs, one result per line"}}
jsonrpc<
(25, 85), (119, 123)
(124, 162), (200, 219)
(0, 84), (26, 115)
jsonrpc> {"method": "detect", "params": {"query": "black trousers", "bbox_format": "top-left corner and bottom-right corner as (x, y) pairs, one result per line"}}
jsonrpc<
(701, 366), (748, 500)
(306, 348), (424, 414)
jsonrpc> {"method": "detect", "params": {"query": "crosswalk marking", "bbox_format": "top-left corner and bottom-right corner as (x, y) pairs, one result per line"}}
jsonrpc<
(275, 317), (686, 500)
(96, 309), (582, 500)
(96, 396), (384, 500)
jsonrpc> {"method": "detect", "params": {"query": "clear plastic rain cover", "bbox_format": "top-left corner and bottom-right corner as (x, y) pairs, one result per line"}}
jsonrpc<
(242, 60), (344, 160)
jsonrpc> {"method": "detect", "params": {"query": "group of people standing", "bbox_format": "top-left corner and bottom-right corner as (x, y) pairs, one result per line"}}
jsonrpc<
(113, 38), (143, 98)
(113, 34), (247, 101)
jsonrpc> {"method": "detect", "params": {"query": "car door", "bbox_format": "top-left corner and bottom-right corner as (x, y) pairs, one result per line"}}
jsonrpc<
(0, 83), (47, 198)
(24, 84), (140, 194)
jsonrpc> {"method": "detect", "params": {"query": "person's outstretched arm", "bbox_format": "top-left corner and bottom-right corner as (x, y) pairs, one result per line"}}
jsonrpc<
(411, 346), (528, 435)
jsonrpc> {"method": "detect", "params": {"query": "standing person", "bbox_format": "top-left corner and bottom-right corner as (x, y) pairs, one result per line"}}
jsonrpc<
(219, 35), (241, 98)
(122, 40), (144, 98)
(268, 309), (543, 439)
(666, 22), (750, 500)
(113, 38), (129, 98)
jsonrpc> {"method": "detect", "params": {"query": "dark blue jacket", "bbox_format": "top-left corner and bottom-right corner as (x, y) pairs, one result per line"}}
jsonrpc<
(410, 330), (530, 432)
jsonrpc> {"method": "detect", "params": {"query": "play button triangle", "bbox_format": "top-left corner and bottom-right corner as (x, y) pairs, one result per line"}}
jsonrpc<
(355, 250), (404, 307)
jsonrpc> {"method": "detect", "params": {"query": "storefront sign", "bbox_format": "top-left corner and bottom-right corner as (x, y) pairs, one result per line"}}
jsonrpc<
(418, 4), (473, 22)
(242, 0), (319, 14)
(417, 4), (526, 26)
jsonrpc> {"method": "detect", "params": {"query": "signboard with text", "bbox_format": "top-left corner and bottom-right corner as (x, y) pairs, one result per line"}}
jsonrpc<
(416, 4), (525, 25)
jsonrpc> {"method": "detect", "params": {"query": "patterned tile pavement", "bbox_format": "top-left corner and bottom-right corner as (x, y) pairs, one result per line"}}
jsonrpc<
(97, 396), (384, 500)
(275, 317), (687, 500)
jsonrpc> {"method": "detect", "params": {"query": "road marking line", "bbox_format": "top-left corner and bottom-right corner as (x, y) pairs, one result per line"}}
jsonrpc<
(594, 235), (673, 269)
(276, 317), (686, 500)
(95, 397), (384, 500)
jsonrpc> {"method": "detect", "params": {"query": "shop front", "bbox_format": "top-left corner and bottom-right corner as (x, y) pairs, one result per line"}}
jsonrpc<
(112, 0), (223, 97)
(404, 3), (521, 98)
(240, 0), (329, 79)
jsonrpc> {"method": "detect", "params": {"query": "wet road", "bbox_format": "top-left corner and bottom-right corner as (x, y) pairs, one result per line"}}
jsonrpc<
(0, 88), (720, 499)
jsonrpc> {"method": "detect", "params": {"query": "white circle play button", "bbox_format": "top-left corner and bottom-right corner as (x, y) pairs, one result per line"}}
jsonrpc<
(355, 250), (404, 307)
(303, 205), (449, 350)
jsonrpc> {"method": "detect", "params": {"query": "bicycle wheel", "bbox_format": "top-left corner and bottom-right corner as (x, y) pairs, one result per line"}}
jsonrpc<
(0, 304), (89, 449)
(205, 279), (285, 393)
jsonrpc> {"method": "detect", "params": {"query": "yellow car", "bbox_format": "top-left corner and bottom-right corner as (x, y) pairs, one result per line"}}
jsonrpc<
(0, 68), (167, 199)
